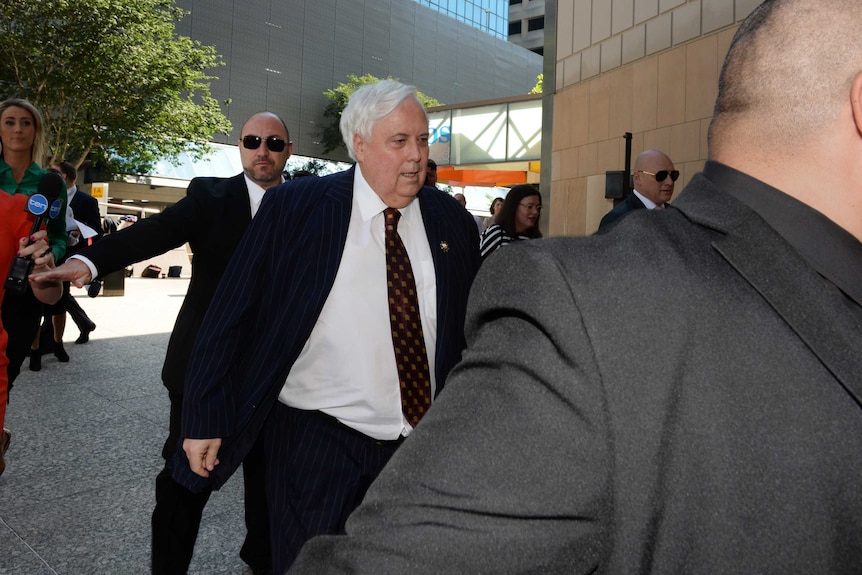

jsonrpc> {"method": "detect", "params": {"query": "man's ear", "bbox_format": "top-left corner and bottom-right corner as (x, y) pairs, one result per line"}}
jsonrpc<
(850, 70), (862, 138)
(353, 133), (364, 162)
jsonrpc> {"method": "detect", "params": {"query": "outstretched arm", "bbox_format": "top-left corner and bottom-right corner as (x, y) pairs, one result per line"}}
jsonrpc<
(29, 257), (93, 288)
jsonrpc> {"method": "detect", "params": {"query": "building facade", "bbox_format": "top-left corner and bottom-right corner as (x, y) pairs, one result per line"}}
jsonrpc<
(173, 0), (542, 163)
(548, 0), (762, 236)
(414, 0), (509, 40)
(509, 0), (547, 55)
(94, 0), (542, 215)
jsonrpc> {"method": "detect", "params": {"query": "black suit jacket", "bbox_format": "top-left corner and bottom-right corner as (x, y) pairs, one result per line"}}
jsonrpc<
(597, 191), (647, 232)
(289, 171), (862, 574)
(77, 173), (253, 393)
(66, 188), (103, 258)
(171, 167), (481, 493)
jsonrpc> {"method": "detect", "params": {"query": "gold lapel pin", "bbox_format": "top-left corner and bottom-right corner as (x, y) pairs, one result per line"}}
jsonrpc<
(440, 241), (449, 253)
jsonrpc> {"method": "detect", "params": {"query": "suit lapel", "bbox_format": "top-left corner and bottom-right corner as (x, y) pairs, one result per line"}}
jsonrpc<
(629, 193), (647, 211)
(321, 168), (354, 253)
(226, 173), (252, 222)
(418, 189), (456, 386)
(679, 178), (862, 409)
(418, 189), (448, 293)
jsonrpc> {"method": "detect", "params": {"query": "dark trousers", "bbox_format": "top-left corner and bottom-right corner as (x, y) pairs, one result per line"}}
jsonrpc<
(64, 284), (95, 334)
(2, 289), (43, 387)
(263, 403), (401, 574)
(151, 391), (271, 574)
(41, 281), (95, 345)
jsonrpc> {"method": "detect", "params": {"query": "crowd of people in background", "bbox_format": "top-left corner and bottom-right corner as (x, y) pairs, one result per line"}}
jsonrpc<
(423, 158), (544, 262)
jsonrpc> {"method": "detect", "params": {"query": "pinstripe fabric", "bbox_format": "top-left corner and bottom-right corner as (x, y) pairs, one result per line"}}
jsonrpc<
(171, 168), (481, 497)
(263, 403), (399, 573)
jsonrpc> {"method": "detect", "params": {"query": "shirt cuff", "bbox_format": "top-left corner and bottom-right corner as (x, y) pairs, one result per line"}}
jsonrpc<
(69, 254), (99, 281)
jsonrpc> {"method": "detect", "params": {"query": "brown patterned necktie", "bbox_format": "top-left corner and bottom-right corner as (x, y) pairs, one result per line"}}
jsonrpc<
(384, 207), (432, 427)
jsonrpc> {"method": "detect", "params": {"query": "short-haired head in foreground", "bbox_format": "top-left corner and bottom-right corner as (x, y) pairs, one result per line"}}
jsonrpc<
(708, 0), (862, 241)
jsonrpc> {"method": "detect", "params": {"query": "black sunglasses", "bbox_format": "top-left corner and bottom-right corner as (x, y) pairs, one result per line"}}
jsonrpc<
(241, 135), (287, 152)
(637, 169), (680, 182)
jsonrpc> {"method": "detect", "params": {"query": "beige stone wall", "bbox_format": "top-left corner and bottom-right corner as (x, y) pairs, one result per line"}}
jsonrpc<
(550, 0), (760, 236)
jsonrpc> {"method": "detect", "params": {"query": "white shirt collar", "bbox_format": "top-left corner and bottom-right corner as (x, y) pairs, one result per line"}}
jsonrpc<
(243, 173), (283, 218)
(633, 189), (660, 210)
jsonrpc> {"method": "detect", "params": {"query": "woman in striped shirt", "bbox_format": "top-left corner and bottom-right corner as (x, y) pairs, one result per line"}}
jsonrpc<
(479, 185), (543, 261)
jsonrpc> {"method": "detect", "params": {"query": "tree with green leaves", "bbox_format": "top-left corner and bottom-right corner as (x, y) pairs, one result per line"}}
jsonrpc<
(530, 73), (543, 95)
(320, 74), (442, 156)
(0, 0), (230, 175)
(285, 157), (347, 178)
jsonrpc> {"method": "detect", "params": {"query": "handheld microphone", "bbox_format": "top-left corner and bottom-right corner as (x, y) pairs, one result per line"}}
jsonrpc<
(5, 171), (65, 294)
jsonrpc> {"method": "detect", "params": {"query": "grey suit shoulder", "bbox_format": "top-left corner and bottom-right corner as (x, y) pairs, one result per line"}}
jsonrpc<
(289, 173), (862, 574)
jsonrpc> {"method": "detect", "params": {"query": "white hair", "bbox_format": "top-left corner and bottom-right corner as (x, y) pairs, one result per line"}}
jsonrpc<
(340, 80), (426, 161)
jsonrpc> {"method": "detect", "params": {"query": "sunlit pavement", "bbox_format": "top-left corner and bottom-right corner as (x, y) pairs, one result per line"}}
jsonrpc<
(1, 278), (254, 574)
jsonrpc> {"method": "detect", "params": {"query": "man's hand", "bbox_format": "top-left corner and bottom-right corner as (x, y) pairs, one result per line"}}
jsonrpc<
(183, 438), (222, 478)
(29, 257), (93, 288)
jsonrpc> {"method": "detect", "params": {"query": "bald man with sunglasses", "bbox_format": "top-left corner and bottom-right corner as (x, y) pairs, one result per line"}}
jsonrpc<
(598, 149), (678, 232)
(34, 112), (293, 575)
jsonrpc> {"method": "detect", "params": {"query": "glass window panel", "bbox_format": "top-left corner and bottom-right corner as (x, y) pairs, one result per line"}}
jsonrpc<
(450, 104), (508, 164)
(507, 100), (542, 161)
(428, 110), (452, 165)
(528, 16), (544, 31)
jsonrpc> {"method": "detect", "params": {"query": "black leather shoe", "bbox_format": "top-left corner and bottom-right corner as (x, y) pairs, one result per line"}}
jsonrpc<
(29, 349), (41, 371)
(54, 341), (70, 362)
(75, 323), (95, 344)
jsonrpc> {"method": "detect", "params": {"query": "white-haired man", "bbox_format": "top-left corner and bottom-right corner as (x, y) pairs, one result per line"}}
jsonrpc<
(288, 1), (862, 572)
(173, 80), (481, 573)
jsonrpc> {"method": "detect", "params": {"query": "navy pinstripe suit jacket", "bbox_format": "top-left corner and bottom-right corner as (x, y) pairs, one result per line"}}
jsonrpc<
(170, 167), (481, 492)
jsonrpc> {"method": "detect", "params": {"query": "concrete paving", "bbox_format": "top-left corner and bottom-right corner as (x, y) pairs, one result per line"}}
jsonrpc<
(0, 278), (252, 574)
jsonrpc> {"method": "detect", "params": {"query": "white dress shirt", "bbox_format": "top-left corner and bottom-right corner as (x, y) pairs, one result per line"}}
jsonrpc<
(244, 174), (268, 218)
(279, 164), (437, 440)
